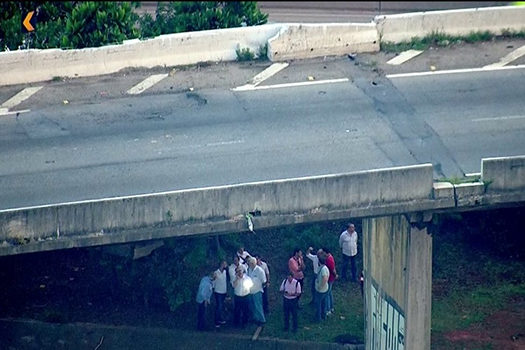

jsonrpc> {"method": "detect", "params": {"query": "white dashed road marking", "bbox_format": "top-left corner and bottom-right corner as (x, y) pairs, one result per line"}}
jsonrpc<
(251, 62), (289, 86)
(472, 115), (525, 122)
(386, 64), (525, 79)
(127, 74), (168, 95)
(1, 86), (43, 109)
(387, 50), (424, 65)
(483, 45), (525, 68)
(0, 108), (31, 116)
(233, 78), (349, 91)
(232, 63), (289, 91)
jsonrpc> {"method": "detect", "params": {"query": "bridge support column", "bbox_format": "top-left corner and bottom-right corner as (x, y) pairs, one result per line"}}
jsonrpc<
(363, 213), (432, 350)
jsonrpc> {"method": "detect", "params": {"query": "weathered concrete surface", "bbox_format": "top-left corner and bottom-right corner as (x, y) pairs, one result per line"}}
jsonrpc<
(1, 156), (524, 257)
(375, 5), (525, 43)
(0, 24), (282, 86)
(268, 23), (379, 61)
(0, 164), (434, 256)
(482, 155), (525, 192)
(405, 221), (432, 350)
(363, 216), (409, 307)
(3, 6), (524, 86)
(363, 214), (432, 350)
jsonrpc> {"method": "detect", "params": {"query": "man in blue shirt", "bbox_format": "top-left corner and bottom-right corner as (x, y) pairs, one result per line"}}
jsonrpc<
(196, 273), (215, 331)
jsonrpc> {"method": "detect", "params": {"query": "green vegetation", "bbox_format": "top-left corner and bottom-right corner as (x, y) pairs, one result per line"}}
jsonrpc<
(436, 174), (481, 185)
(0, 1), (268, 51)
(0, 208), (523, 347)
(235, 47), (255, 61)
(381, 29), (525, 53)
(431, 208), (525, 349)
(235, 43), (269, 61)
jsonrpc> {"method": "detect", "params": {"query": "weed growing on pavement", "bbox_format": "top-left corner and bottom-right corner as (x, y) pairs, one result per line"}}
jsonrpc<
(381, 29), (525, 53)
(436, 175), (481, 185)
(257, 43), (268, 60)
(236, 47), (255, 61)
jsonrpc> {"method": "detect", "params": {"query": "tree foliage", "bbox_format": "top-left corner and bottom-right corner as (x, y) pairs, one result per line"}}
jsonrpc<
(0, 1), (268, 51)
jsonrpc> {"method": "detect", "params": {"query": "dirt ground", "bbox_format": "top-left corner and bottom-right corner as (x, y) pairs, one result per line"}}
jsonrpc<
(437, 296), (525, 350)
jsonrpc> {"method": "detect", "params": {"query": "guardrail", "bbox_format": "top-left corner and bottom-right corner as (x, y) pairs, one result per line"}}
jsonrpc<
(1, 6), (523, 86)
(1, 156), (524, 256)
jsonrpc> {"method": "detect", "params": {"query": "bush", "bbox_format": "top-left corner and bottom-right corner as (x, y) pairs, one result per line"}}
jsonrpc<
(235, 46), (255, 61)
(153, 1), (267, 35)
(60, 2), (140, 49)
(1, 1), (268, 51)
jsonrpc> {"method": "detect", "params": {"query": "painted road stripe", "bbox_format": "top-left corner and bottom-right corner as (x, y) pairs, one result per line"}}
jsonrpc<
(472, 115), (525, 122)
(387, 50), (424, 65)
(232, 78), (349, 92)
(1, 86), (43, 109)
(234, 62), (289, 91)
(0, 108), (31, 116)
(127, 74), (168, 95)
(251, 62), (289, 86)
(205, 139), (244, 147)
(386, 64), (525, 79)
(484, 44), (525, 68)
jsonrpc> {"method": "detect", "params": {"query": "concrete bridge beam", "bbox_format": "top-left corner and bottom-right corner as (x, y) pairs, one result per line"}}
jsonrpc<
(363, 213), (432, 350)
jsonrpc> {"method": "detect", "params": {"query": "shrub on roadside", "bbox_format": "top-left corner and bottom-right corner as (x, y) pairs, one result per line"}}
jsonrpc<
(0, 1), (268, 51)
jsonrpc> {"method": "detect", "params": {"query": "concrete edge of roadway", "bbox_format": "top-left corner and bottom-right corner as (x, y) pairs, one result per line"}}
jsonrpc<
(0, 317), (362, 350)
(0, 156), (524, 257)
(1, 6), (525, 85)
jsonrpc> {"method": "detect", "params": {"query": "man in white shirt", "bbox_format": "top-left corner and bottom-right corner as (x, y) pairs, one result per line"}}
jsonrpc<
(212, 260), (228, 327)
(232, 266), (252, 328)
(306, 247), (323, 304)
(247, 257), (267, 325)
(236, 246), (252, 266)
(229, 256), (246, 288)
(339, 223), (358, 282)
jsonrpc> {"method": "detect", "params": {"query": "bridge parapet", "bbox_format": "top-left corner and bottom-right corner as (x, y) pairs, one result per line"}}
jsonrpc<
(1, 156), (524, 256)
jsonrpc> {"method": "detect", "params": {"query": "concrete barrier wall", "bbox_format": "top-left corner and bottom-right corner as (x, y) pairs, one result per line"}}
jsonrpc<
(482, 155), (525, 192)
(0, 164), (433, 242)
(376, 6), (525, 43)
(2, 6), (524, 86)
(267, 23), (379, 61)
(0, 24), (282, 86)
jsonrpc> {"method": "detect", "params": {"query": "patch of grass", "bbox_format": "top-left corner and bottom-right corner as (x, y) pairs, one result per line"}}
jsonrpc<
(236, 47), (255, 62)
(381, 29), (525, 53)
(257, 43), (268, 61)
(435, 174), (481, 185)
(432, 283), (525, 333)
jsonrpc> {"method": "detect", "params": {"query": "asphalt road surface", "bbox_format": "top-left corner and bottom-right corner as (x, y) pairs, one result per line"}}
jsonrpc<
(1, 39), (525, 210)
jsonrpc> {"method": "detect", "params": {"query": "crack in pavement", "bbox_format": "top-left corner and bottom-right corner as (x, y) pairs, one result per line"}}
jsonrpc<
(350, 63), (464, 178)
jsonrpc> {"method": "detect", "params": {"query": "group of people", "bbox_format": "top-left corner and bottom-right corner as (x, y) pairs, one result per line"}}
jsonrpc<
(196, 247), (270, 330)
(195, 223), (360, 333)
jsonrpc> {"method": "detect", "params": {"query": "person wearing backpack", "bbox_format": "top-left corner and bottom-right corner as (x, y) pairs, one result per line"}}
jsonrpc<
(279, 272), (302, 332)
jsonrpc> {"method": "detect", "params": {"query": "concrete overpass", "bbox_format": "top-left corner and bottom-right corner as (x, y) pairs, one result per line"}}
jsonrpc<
(1, 155), (524, 349)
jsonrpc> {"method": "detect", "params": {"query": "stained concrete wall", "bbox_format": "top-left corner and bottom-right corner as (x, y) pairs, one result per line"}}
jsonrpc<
(363, 215), (432, 350)
(363, 216), (409, 307)
(0, 164), (433, 255)
(267, 23), (379, 61)
(2, 154), (525, 257)
(405, 224), (432, 350)
(482, 155), (525, 192)
(2, 6), (524, 86)
(376, 5), (525, 43)
(0, 24), (282, 86)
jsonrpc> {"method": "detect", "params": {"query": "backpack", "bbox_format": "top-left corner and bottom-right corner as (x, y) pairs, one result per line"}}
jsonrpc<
(281, 278), (300, 296)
